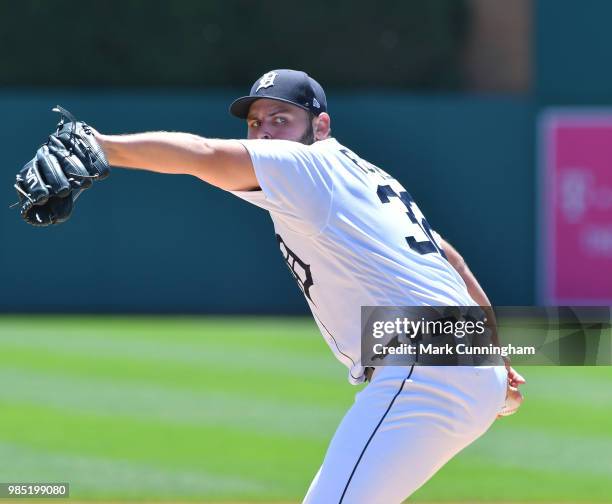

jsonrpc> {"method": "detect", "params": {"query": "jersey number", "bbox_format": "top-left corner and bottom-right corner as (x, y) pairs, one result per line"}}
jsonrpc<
(377, 185), (445, 257)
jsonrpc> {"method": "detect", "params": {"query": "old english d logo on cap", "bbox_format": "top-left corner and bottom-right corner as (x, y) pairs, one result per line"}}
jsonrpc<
(255, 71), (278, 92)
(229, 69), (327, 118)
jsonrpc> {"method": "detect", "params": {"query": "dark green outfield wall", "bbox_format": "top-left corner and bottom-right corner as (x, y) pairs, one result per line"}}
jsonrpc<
(0, 92), (532, 313)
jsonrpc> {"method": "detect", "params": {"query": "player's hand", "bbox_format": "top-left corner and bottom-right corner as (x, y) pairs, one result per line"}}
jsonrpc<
(497, 365), (526, 418)
(50, 105), (110, 181)
(506, 365), (526, 388)
(12, 106), (110, 226)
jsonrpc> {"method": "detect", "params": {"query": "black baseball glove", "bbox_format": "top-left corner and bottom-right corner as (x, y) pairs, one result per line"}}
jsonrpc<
(12, 106), (110, 226)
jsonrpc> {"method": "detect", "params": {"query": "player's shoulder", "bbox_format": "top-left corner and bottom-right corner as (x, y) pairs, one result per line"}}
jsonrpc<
(310, 137), (355, 164)
(239, 138), (313, 161)
(311, 136), (343, 153)
(240, 137), (341, 152)
(239, 137), (347, 166)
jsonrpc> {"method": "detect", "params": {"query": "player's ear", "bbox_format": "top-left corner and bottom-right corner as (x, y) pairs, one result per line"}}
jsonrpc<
(314, 113), (331, 140)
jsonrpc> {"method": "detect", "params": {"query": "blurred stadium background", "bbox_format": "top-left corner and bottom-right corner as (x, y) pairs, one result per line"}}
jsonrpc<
(1, 0), (611, 502)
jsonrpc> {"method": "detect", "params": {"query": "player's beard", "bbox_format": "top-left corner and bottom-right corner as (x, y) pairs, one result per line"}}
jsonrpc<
(298, 122), (315, 145)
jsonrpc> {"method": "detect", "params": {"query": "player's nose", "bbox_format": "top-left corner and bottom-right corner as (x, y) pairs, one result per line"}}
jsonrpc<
(256, 130), (272, 140)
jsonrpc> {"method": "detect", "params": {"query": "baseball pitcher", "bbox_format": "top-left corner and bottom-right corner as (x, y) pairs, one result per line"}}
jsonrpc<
(13, 69), (525, 503)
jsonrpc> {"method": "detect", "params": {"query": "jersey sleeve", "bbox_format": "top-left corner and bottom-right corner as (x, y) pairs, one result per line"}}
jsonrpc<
(229, 139), (334, 235)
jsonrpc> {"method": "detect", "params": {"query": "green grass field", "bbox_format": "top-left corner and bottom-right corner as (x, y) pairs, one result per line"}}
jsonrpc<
(0, 316), (610, 502)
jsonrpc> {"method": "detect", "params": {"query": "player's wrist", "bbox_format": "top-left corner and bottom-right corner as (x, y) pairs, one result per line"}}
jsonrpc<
(93, 131), (119, 167)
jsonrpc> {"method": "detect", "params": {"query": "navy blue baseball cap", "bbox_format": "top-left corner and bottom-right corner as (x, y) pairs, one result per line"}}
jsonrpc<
(229, 69), (327, 119)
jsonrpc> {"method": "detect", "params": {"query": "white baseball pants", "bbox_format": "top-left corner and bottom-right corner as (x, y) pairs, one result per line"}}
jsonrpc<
(303, 365), (507, 504)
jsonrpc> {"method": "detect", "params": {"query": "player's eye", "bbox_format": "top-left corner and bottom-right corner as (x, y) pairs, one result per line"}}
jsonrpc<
(249, 120), (260, 128)
(273, 116), (287, 125)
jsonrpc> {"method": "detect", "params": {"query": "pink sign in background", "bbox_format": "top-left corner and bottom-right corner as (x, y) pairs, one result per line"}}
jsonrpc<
(541, 111), (612, 304)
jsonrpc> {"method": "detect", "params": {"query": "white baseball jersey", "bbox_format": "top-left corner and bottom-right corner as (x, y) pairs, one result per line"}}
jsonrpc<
(230, 137), (474, 384)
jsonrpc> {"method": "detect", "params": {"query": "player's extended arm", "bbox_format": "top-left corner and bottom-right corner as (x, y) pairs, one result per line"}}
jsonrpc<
(439, 238), (526, 388)
(440, 238), (491, 308)
(95, 131), (259, 191)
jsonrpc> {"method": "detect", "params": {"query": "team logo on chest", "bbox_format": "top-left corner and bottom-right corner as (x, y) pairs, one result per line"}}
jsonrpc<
(256, 71), (278, 92)
(276, 234), (315, 304)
